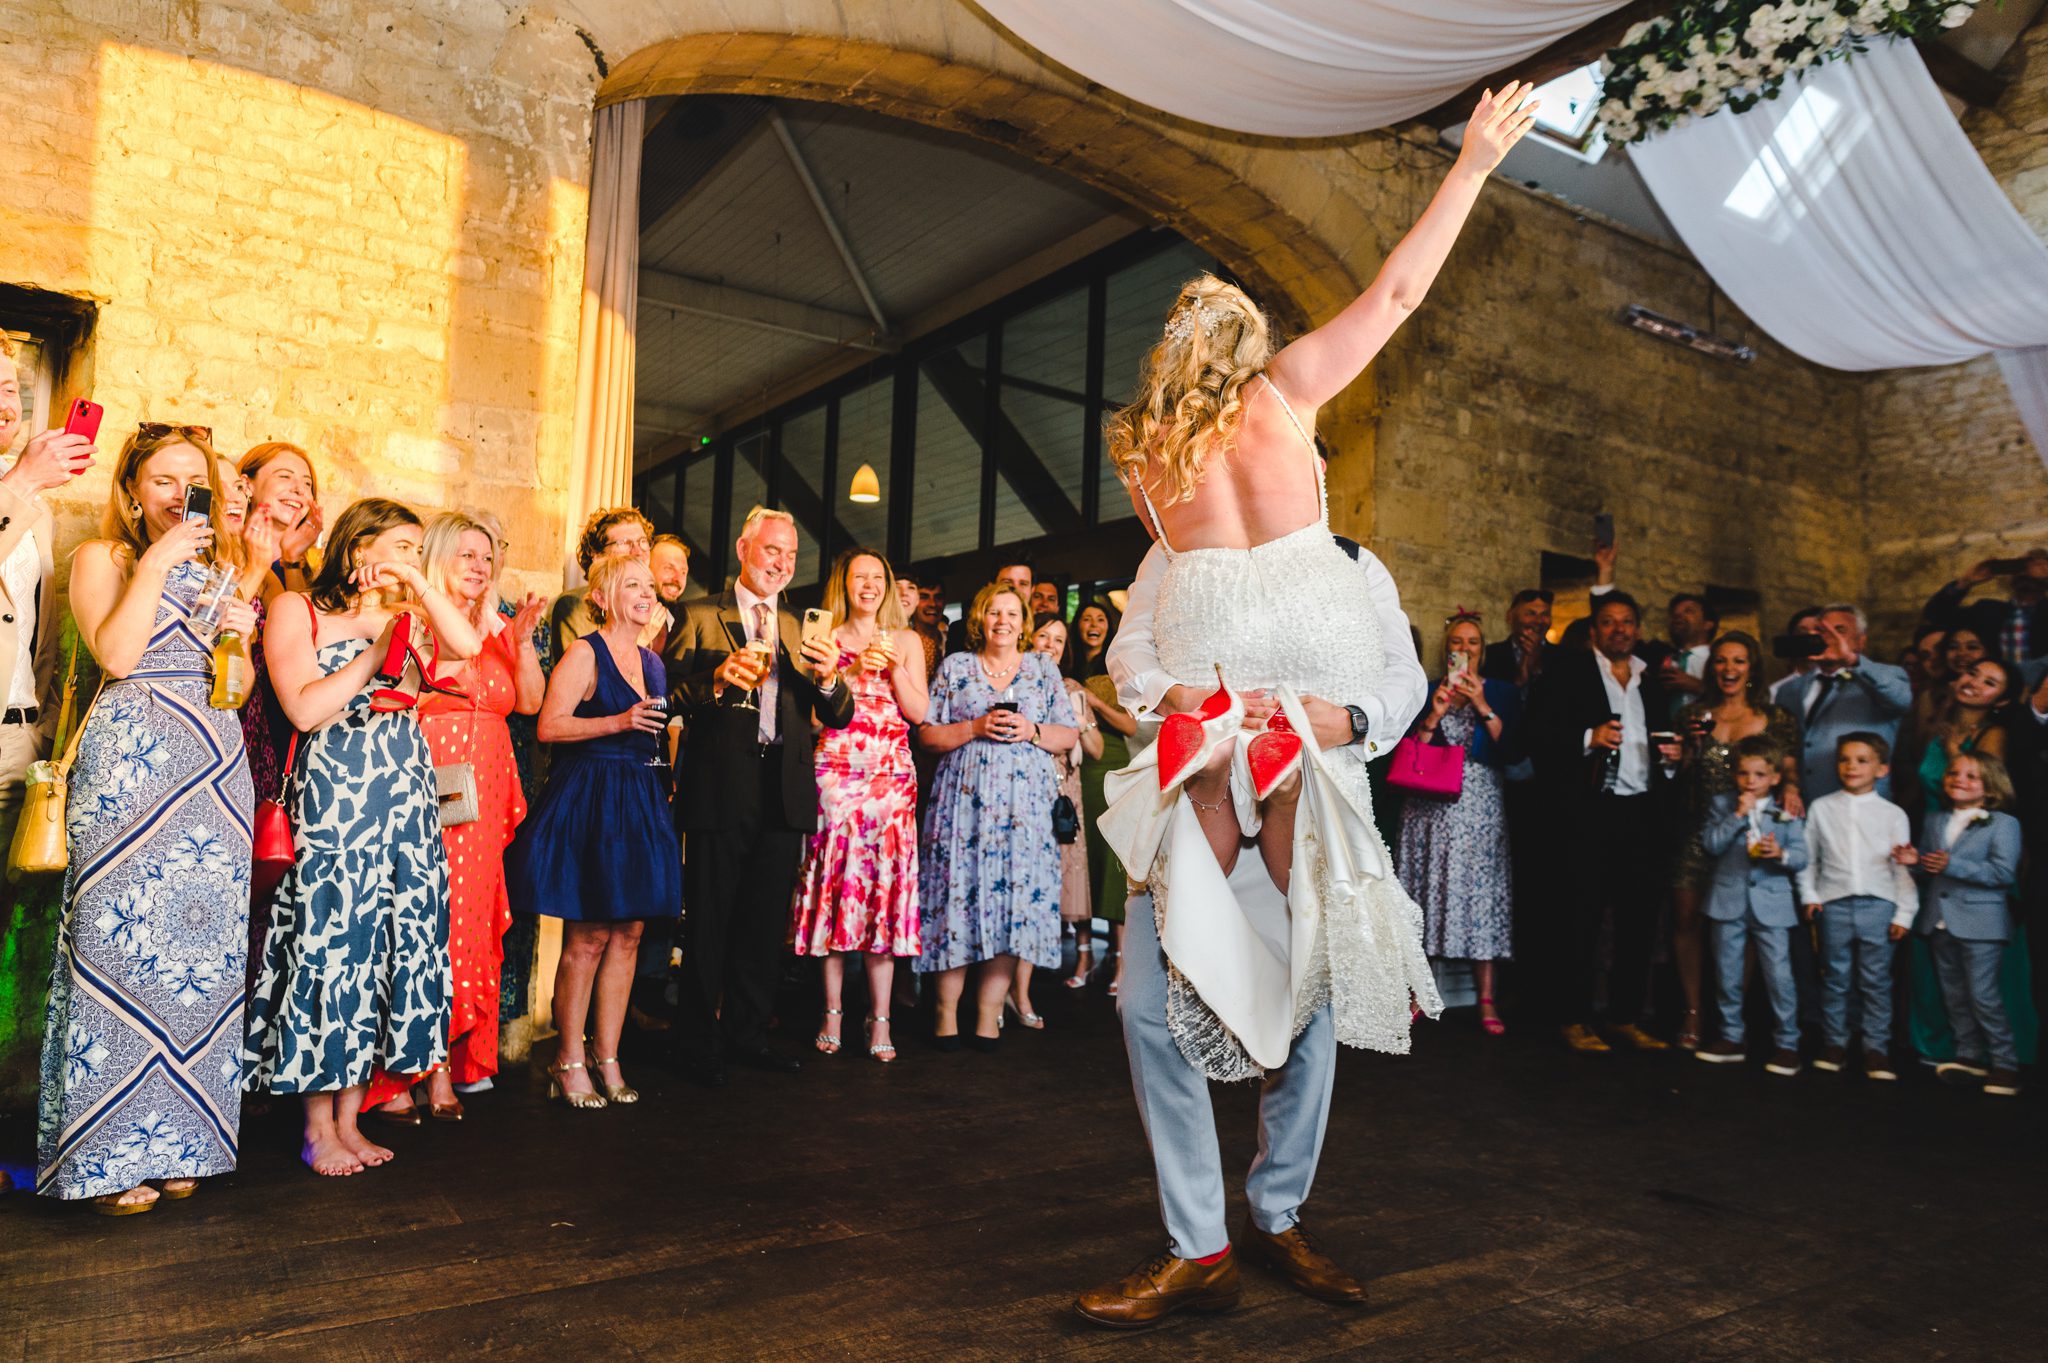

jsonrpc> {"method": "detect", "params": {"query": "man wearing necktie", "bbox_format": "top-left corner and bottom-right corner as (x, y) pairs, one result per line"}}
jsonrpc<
(1789, 605), (1911, 801)
(664, 507), (854, 1087)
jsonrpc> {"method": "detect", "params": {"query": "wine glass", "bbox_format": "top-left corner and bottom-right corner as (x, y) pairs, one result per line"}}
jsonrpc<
(643, 694), (670, 768)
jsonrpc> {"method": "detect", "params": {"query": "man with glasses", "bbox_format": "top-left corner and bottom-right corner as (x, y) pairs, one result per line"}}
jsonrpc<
(550, 507), (666, 655)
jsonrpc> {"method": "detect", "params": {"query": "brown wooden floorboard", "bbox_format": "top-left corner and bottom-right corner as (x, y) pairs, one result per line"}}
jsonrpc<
(2, 979), (2042, 1362)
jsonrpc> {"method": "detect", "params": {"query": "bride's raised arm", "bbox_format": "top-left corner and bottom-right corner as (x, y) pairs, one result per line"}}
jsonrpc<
(1267, 82), (1538, 409)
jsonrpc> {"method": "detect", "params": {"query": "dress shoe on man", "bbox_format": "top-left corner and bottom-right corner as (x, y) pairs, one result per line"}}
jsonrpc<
(1607, 1022), (1669, 1052)
(730, 1044), (802, 1074)
(1242, 1222), (1368, 1304)
(1561, 1023), (1611, 1053)
(1074, 1250), (1241, 1329)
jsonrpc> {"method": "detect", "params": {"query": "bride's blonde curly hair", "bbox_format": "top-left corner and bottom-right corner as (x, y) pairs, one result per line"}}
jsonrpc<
(1106, 274), (1273, 508)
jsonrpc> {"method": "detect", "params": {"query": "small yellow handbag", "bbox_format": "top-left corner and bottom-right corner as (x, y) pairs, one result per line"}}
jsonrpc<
(7, 633), (101, 880)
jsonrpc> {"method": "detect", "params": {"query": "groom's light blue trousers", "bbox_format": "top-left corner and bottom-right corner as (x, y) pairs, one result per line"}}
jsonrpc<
(1118, 891), (1337, 1259)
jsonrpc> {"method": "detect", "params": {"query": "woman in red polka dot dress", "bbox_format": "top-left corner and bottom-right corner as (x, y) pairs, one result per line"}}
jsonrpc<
(368, 512), (544, 1122)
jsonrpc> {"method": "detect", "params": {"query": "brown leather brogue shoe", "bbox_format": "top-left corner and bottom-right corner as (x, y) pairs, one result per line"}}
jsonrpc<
(1074, 1250), (1242, 1329)
(1242, 1222), (1368, 1305)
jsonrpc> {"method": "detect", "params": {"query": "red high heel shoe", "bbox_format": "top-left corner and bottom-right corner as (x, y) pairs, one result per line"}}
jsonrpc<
(402, 639), (467, 702)
(1246, 710), (1304, 802)
(370, 613), (419, 712)
(1157, 664), (1240, 792)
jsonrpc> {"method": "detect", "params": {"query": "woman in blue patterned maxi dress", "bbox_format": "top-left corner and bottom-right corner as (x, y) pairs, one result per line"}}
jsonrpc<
(915, 583), (1078, 1049)
(243, 498), (480, 1178)
(38, 429), (255, 1211)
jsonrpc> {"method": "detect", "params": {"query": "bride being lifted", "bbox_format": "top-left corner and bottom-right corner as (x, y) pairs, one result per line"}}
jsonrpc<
(1079, 83), (1537, 1330)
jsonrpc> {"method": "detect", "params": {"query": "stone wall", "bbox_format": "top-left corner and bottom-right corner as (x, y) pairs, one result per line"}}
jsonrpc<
(5, 0), (2029, 669)
(0, 0), (598, 587)
(1863, 23), (2048, 647)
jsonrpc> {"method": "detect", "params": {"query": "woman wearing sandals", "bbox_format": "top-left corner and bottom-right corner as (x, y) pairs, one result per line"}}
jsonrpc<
(510, 555), (680, 1108)
(365, 513), (545, 1124)
(37, 425), (258, 1214)
(244, 498), (480, 1177)
(1394, 611), (1518, 1035)
(789, 548), (928, 1063)
(1016, 612), (1099, 1028)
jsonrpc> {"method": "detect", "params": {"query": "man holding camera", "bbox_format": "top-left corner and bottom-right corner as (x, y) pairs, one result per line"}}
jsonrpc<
(1922, 551), (2048, 669)
(1782, 605), (1910, 801)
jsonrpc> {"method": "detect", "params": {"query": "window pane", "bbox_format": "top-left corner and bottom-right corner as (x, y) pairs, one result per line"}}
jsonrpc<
(644, 466), (677, 537)
(778, 407), (827, 588)
(680, 454), (716, 581)
(729, 433), (769, 577)
(993, 469), (1043, 548)
(1098, 445), (1136, 525)
(836, 378), (891, 552)
(1000, 385), (1085, 522)
(1102, 240), (1214, 406)
(913, 358), (981, 563)
(1001, 288), (1087, 394)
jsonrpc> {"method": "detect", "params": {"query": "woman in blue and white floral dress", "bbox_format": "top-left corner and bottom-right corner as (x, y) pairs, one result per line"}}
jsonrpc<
(243, 498), (479, 1178)
(915, 583), (1077, 1050)
(38, 427), (257, 1213)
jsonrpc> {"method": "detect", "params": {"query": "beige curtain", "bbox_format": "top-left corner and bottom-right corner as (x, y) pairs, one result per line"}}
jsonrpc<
(568, 99), (644, 539)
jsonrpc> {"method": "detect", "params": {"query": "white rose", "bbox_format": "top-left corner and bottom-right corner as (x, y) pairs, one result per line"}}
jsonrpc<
(1943, 3), (1976, 28)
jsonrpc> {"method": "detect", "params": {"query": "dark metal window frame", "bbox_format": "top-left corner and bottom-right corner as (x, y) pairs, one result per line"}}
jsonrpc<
(634, 229), (1208, 591)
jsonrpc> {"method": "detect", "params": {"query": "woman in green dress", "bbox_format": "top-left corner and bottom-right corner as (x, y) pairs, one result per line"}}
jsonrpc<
(1068, 600), (1136, 994)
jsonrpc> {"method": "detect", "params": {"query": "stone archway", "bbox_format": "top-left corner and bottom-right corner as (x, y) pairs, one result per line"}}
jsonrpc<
(596, 34), (1359, 340)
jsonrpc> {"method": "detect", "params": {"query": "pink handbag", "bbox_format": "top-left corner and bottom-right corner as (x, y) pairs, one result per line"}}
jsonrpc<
(1385, 735), (1465, 801)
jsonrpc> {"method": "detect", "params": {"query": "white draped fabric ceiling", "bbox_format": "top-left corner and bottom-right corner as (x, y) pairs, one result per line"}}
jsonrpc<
(1630, 39), (2048, 462)
(974, 0), (1633, 136)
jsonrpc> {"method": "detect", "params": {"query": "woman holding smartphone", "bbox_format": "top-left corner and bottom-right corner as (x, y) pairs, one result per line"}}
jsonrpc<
(916, 582), (1078, 1050)
(244, 498), (480, 1178)
(790, 548), (928, 1062)
(38, 425), (257, 1212)
(1395, 612), (1518, 1034)
(510, 555), (680, 1108)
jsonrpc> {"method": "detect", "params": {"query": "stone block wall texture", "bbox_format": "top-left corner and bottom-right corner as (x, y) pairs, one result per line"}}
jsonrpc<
(0, 0), (598, 589)
(1863, 20), (2048, 647)
(0, 0), (2033, 668)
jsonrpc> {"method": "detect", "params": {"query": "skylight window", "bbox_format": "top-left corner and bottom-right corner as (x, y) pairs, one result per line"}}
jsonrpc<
(1528, 63), (1607, 163)
(1722, 85), (1847, 223)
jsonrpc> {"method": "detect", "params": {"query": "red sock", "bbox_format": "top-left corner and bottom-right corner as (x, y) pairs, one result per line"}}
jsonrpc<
(1193, 1247), (1231, 1265)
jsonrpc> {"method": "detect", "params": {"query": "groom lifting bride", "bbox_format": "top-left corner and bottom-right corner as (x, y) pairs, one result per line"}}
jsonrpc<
(1077, 82), (1540, 1328)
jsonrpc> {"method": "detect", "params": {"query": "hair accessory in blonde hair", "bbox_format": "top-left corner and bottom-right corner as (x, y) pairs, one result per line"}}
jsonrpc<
(1164, 299), (1224, 345)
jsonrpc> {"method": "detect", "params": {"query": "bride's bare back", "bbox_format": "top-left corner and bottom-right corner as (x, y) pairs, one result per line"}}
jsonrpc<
(1131, 376), (1322, 553)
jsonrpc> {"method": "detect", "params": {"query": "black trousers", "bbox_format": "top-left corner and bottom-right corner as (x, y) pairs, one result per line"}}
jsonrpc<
(1503, 778), (1554, 1014)
(675, 755), (803, 1063)
(1561, 793), (1660, 1026)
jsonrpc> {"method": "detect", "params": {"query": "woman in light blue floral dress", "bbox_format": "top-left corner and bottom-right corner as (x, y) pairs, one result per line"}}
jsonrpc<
(243, 498), (479, 1178)
(38, 428), (256, 1212)
(915, 583), (1078, 1050)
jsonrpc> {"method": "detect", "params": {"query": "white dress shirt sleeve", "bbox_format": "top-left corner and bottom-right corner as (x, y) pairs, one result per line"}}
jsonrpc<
(1796, 799), (1824, 903)
(1106, 544), (1170, 719)
(1889, 804), (1918, 926)
(1351, 548), (1426, 760)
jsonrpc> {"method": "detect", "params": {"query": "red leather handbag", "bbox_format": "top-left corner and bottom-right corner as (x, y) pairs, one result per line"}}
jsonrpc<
(250, 730), (298, 898)
(1385, 734), (1465, 801)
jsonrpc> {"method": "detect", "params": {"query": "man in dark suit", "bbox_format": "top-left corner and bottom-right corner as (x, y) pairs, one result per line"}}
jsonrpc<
(1526, 591), (1676, 1054)
(665, 507), (855, 1087)
(1921, 550), (2048, 665)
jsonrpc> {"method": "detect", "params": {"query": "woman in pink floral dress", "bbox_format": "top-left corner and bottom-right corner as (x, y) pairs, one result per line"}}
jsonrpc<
(790, 549), (929, 1062)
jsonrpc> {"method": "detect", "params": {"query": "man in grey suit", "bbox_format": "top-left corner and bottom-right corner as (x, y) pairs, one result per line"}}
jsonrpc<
(1781, 604), (1911, 800)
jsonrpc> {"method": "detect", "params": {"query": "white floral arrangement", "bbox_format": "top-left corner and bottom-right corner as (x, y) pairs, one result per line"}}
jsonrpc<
(1595, 0), (1979, 145)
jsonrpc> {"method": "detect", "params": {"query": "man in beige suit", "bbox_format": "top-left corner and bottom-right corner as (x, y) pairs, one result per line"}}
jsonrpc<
(0, 337), (94, 846)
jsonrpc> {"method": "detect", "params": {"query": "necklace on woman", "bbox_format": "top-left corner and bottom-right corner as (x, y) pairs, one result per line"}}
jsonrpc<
(979, 652), (1021, 690)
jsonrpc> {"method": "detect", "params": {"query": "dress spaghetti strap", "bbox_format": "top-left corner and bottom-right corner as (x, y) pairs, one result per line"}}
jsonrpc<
(1260, 374), (1327, 525)
(1136, 480), (1176, 557)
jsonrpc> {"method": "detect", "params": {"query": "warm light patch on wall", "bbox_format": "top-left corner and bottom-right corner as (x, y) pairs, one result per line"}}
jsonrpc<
(87, 42), (463, 502)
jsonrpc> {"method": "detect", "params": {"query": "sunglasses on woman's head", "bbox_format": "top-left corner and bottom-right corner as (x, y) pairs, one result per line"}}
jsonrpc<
(136, 421), (213, 443)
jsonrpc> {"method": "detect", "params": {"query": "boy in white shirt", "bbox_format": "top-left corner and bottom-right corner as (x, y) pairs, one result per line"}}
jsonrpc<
(1798, 732), (1917, 1081)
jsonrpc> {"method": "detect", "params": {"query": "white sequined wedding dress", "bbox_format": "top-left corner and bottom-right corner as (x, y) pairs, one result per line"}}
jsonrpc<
(1100, 376), (1440, 1082)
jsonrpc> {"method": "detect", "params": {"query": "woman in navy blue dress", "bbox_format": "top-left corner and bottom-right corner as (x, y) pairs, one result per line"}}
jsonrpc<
(510, 556), (679, 1108)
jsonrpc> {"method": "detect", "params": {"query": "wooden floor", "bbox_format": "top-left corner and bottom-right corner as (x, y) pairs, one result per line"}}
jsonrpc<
(3, 978), (2044, 1363)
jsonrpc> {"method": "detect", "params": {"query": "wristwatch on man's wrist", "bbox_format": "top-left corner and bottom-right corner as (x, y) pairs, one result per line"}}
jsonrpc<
(1345, 704), (1371, 745)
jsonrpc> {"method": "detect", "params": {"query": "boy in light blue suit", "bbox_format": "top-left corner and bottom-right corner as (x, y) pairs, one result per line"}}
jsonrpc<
(1695, 737), (1808, 1075)
(1902, 751), (2025, 1097)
